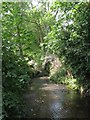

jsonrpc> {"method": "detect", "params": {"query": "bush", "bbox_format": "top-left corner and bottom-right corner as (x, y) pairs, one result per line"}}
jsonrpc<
(50, 66), (79, 90)
(2, 49), (31, 118)
(50, 67), (67, 84)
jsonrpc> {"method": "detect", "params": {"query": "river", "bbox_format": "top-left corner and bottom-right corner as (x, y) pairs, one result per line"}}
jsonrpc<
(23, 76), (90, 119)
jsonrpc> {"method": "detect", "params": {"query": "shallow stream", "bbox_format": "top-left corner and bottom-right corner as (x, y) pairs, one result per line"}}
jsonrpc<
(24, 77), (90, 119)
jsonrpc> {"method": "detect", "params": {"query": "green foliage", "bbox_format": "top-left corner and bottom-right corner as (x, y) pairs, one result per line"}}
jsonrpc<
(50, 67), (67, 84)
(2, 1), (54, 117)
(2, 2), (40, 118)
(65, 77), (78, 90)
(43, 1), (90, 91)
(2, 48), (30, 117)
(2, 1), (90, 118)
(50, 67), (78, 90)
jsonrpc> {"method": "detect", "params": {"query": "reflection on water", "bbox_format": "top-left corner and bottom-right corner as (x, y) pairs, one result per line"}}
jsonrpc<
(24, 77), (90, 118)
(50, 101), (62, 118)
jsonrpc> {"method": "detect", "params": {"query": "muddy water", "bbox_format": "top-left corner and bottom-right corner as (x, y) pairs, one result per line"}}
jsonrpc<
(24, 77), (90, 118)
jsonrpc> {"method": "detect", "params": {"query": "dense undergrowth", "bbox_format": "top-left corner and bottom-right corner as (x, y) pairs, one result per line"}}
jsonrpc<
(2, 45), (41, 118)
(44, 2), (90, 95)
(2, 47), (32, 118)
(50, 67), (79, 90)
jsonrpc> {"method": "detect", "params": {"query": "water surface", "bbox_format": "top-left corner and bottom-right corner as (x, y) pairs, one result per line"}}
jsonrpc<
(24, 77), (90, 118)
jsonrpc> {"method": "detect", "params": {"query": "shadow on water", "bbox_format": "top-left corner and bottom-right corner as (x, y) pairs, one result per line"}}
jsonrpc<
(6, 77), (90, 120)
(23, 77), (90, 119)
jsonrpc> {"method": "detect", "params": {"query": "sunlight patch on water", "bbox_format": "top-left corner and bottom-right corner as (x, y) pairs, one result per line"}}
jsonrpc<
(50, 100), (62, 118)
(40, 84), (66, 91)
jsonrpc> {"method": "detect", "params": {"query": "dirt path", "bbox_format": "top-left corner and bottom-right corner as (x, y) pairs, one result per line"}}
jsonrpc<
(23, 77), (89, 118)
